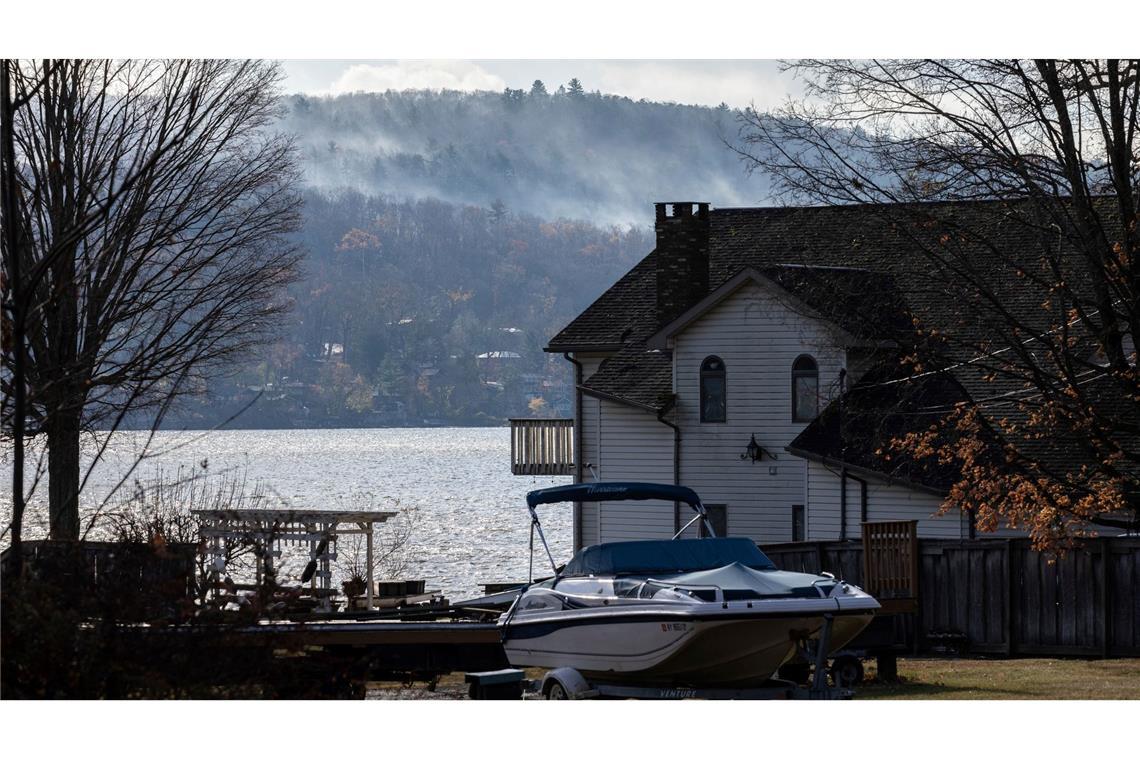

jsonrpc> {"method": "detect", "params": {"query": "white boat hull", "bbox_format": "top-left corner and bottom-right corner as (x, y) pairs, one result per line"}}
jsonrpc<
(501, 601), (874, 687)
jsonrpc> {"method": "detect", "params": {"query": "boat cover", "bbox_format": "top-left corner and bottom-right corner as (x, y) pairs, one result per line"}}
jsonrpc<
(562, 537), (777, 577)
(666, 562), (827, 599)
(526, 482), (702, 509)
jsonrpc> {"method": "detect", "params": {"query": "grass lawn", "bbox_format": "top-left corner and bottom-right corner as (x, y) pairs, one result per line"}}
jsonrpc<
(369, 658), (1140, 699)
(858, 657), (1140, 699)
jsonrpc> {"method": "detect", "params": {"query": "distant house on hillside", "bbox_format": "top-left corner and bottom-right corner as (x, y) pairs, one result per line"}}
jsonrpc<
(511, 200), (1125, 552)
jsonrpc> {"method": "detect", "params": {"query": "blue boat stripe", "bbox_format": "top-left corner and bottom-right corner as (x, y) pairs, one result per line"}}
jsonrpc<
(502, 607), (868, 640)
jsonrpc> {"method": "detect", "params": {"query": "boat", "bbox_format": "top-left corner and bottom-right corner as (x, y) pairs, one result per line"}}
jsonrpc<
(498, 482), (879, 687)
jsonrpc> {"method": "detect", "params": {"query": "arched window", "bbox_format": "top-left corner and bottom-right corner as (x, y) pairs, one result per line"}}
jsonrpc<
(700, 356), (726, 423)
(792, 355), (819, 422)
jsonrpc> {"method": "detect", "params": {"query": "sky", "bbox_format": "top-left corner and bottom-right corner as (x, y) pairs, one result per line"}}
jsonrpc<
(282, 60), (801, 111)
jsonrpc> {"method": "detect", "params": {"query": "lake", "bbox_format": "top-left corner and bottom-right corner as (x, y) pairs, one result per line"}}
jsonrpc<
(0, 427), (572, 600)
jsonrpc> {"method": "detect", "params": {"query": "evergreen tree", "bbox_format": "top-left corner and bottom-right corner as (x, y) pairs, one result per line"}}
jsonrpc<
(566, 78), (584, 97)
(489, 199), (508, 224)
(529, 79), (548, 97)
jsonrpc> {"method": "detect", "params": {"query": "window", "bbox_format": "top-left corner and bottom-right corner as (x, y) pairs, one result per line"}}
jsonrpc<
(792, 355), (819, 422)
(792, 504), (805, 542)
(700, 356), (726, 423)
(701, 504), (728, 538)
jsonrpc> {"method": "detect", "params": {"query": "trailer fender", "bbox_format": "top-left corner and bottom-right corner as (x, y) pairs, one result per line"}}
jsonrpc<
(542, 668), (597, 700)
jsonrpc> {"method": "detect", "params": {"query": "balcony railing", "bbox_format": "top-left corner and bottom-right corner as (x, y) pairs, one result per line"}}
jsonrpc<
(510, 418), (574, 476)
(861, 520), (918, 612)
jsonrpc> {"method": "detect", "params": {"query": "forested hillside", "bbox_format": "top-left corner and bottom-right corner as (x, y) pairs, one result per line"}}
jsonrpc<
(174, 85), (767, 428)
(179, 190), (652, 427)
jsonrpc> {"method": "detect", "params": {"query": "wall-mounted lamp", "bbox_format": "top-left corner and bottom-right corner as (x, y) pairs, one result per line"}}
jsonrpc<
(740, 433), (773, 463)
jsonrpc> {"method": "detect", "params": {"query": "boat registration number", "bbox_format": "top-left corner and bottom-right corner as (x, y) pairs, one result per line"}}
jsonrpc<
(660, 623), (690, 632)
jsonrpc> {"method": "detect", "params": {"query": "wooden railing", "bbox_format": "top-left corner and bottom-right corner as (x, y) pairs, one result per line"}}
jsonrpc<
(862, 520), (919, 602)
(510, 418), (574, 476)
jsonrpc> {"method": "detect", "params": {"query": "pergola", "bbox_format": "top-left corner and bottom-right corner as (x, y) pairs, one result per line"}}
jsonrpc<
(193, 508), (398, 611)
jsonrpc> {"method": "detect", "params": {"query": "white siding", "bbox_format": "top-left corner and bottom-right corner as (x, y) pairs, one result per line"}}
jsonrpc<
(805, 460), (966, 539)
(671, 281), (847, 543)
(576, 357), (604, 547)
(575, 356), (675, 545)
(569, 278), (1002, 547)
(594, 402), (675, 542)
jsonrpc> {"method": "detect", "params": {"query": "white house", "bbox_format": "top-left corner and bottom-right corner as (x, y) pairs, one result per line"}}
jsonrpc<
(519, 201), (1079, 551)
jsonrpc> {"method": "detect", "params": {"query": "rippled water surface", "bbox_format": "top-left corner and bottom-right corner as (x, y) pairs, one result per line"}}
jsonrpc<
(1, 428), (571, 599)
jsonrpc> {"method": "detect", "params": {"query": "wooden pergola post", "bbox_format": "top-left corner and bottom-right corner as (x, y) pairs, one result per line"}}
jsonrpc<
(366, 521), (374, 610)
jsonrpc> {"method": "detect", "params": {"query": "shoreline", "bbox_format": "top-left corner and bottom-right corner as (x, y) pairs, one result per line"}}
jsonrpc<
(87, 421), (515, 433)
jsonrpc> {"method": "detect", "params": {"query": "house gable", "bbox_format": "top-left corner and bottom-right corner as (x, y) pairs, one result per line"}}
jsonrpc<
(646, 267), (861, 351)
(667, 279), (849, 541)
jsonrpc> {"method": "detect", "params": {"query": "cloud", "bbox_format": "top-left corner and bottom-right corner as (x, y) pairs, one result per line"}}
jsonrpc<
(586, 61), (798, 111)
(327, 60), (507, 94)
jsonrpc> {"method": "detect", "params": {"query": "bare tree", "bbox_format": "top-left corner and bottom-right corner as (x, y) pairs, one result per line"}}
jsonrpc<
(1, 59), (302, 541)
(101, 464), (268, 606)
(338, 501), (420, 589)
(735, 60), (1140, 547)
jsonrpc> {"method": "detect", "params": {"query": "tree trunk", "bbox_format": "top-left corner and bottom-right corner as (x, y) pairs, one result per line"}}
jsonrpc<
(47, 409), (81, 540)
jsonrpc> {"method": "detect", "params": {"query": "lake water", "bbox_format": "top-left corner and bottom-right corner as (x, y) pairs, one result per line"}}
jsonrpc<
(0, 428), (571, 600)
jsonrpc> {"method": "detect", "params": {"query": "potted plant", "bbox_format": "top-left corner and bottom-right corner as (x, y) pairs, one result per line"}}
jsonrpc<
(341, 573), (367, 601)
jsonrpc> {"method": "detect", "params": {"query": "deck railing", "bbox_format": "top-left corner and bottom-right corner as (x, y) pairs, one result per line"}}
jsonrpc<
(861, 519), (919, 603)
(510, 418), (574, 476)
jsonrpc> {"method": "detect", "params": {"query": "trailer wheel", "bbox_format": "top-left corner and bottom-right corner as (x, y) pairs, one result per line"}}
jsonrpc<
(544, 680), (569, 700)
(830, 655), (864, 688)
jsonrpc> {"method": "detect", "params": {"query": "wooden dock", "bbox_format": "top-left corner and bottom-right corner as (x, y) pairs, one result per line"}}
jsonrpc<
(101, 617), (509, 698)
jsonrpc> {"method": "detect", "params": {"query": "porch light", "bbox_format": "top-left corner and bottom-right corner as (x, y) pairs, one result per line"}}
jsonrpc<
(740, 433), (770, 463)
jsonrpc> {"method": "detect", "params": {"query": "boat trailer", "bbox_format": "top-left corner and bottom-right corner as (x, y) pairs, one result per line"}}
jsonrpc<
(467, 613), (855, 700)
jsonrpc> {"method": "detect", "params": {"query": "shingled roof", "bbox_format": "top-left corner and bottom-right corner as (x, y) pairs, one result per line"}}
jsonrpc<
(580, 347), (674, 411)
(552, 199), (1093, 354)
(547, 249), (660, 352)
(553, 200), (1058, 409)
(787, 363), (975, 493)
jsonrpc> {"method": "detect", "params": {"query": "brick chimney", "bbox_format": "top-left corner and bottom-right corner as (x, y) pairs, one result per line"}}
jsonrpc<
(655, 202), (710, 326)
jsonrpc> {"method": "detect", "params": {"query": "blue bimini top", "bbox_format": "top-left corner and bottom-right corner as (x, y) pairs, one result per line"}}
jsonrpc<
(526, 482), (702, 509)
(561, 537), (777, 577)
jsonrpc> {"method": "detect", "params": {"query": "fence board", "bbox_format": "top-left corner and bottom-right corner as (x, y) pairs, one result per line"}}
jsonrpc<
(1023, 549), (1040, 646)
(967, 549), (986, 644)
(1111, 548), (1135, 652)
(984, 547), (1005, 645)
(1045, 551), (1063, 646)
(1059, 551), (1077, 647)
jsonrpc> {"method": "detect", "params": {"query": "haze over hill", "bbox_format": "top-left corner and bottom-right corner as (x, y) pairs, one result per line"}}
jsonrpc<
(177, 85), (774, 428)
(282, 85), (771, 226)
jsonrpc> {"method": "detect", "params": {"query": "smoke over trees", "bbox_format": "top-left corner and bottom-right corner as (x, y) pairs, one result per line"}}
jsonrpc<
(281, 86), (768, 225)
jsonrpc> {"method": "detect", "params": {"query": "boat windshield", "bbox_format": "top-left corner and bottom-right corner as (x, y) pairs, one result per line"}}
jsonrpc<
(562, 537), (777, 577)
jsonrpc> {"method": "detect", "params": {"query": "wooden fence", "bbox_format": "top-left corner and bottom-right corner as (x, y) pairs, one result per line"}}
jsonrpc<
(759, 537), (1140, 657)
(2, 540), (197, 621)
